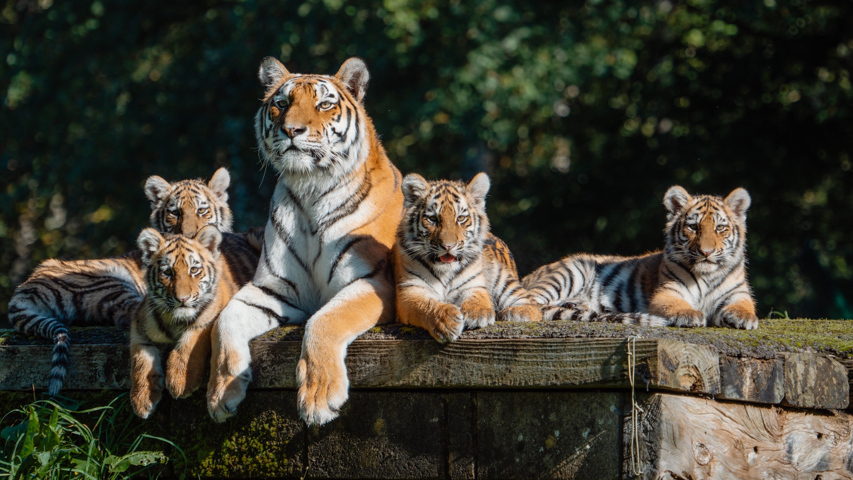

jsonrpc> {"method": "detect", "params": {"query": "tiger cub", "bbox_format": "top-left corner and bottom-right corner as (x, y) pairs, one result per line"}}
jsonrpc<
(130, 225), (258, 419)
(394, 172), (542, 343)
(8, 168), (234, 396)
(522, 186), (758, 330)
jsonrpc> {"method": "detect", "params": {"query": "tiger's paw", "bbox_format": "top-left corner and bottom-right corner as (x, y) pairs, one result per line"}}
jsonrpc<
(498, 305), (542, 323)
(130, 374), (163, 420)
(669, 309), (706, 328)
(461, 303), (495, 330)
(719, 309), (759, 330)
(430, 303), (464, 343)
(207, 366), (252, 423)
(296, 350), (348, 427)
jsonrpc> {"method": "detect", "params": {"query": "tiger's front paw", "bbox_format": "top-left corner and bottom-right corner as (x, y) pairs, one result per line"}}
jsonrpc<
(669, 309), (706, 328)
(131, 373), (164, 419)
(460, 303), (495, 330)
(719, 308), (759, 330)
(498, 305), (542, 323)
(207, 361), (252, 423)
(430, 303), (464, 343)
(296, 349), (348, 427)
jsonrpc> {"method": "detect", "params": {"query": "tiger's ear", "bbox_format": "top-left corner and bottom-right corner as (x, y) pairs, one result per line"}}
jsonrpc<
(208, 167), (230, 203)
(144, 176), (171, 210)
(402, 173), (428, 207)
(663, 185), (692, 219)
(335, 57), (370, 103)
(194, 225), (223, 259)
(724, 187), (751, 220)
(137, 228), (164, 265)
(259, 57), (289, 89)
(467, 172), (491, 210)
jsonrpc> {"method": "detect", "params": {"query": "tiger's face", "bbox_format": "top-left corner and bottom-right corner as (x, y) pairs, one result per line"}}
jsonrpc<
(144, 167), (233, 236)
(137, 226), (223, 321)
(400, 173), (491, 266)
(663, 186), (751, 274)
(254, 57), (370, 177)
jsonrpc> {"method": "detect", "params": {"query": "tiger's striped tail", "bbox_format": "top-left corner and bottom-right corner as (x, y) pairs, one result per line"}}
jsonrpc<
(49, 329), (70, 396)
(595, 312), (670, 327)
(540, 305), (670, 327)
(9, 294), (74, 396)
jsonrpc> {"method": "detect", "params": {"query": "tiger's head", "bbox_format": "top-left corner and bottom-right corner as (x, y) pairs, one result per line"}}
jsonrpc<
(254, 57), (371, 177)
(144, 167), (233, 236)
(663, 185), (751, 274)
(399, 173), (491, 266)
(137, 225), (223, 321)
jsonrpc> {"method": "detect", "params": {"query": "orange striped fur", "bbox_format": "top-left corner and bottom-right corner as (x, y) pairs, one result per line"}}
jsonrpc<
(522, 186), (758, 329)
(130, 226), (258, 419)
(9, 168), (236, 396)
(394, 173), (540, 343)
(207, 57), (404, 426)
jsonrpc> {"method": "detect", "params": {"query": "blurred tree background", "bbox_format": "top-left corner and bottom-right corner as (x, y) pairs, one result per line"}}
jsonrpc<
(1, 0), (851, 327)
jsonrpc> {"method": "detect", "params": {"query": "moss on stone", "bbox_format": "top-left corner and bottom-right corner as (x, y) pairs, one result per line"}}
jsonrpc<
(169, 391), (304, 478)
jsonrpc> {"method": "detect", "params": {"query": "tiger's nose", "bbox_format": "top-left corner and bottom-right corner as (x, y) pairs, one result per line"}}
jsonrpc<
(442, 243), (456, 251)
(700, 248), (714, 257)
(283, 125), (307, 138)
(176, 294), (192, 305)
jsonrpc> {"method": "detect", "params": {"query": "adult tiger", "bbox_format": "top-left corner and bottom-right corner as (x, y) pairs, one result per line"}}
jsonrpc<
(522, 186), (758, 329)
(207, 57), (403, 426)
(9, 168), (235, 396)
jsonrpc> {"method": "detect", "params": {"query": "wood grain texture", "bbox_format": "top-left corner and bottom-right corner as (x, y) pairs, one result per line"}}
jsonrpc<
(625, 393), (853, 479)
(1, 336), (848, 413)
(783, 352), (849, 410)
(718, 356), (785, 404)
(0, 344), (130, 390)
(654, 339), (720, 394)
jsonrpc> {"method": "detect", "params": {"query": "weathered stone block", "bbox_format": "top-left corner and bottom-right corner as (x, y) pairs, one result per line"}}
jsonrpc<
(476, 391), (623, 480)
(170, 391), (305, 479)
(307, 391), (444, 479)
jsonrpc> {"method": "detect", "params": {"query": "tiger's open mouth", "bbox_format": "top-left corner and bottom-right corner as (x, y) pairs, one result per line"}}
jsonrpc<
(439, 254), (456, 263)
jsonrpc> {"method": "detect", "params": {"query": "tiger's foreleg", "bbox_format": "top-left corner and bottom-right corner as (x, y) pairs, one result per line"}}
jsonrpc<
(166, 324), (212, 399)
(397, 285), (464, 344)
(648, 290), (705, 327)
(207, 282), (307, 422)
(492, 274), (542, 323)
(130, 341), (164, 419)
(298, 278), (394, 426)
(458, 288), (496, 330)
(714, 297), (759, 330)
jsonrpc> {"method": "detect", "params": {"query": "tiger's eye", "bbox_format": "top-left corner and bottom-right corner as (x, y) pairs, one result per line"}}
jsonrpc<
(190, 267), (201, 276)
(275, 98), (288, 109)
(319, 101), (333, 110)
(716, 225), (727, 232)
(426, 215), (438, 224)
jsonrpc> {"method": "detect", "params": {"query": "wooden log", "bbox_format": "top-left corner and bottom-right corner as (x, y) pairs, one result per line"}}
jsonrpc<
(783, 352), (849, 410)
(717, 356), (785, 404)
(653, 339), (720, 394)
(624, 393), (853, 479)
(1, 335), (847, 412)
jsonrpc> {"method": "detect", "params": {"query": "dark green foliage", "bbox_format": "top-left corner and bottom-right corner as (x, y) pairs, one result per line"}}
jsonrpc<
(0, 394), (183, 479)
(1, 0), (851, 322)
